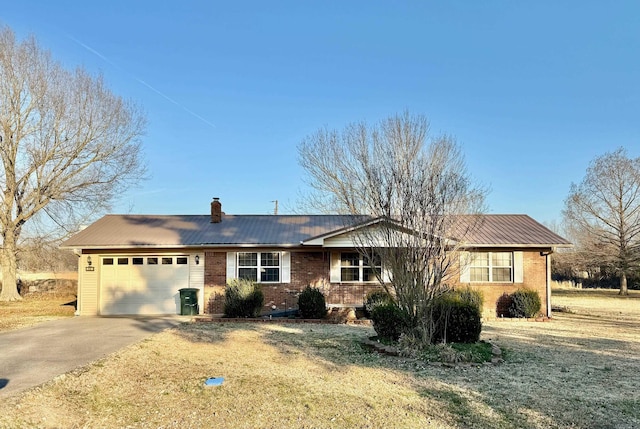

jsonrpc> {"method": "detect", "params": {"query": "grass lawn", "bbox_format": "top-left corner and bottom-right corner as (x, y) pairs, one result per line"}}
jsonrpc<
(0, 288), (639, 428)
(0, 292), (76, 332)
(552, 287), (640, 320)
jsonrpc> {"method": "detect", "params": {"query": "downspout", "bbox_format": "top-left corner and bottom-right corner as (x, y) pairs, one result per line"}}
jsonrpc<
(546, 253), (551, 318)
(542, 247), (556, 318)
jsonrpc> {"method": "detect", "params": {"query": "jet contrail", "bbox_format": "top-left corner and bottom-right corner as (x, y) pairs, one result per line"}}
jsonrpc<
(135, 78), (217, 128)
(67, 34), (216, 129)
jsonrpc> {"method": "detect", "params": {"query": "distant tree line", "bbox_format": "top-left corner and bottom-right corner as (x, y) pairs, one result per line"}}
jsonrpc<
(552, 251), (640, 290)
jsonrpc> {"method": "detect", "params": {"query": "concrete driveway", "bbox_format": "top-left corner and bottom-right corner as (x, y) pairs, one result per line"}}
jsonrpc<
(0, 316), (185, 398)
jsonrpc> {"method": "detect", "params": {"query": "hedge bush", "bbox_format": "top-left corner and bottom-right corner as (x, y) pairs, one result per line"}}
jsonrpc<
(453, 287), (484, 311)
(432, 288), (483, 343)
(508, 288), (541, 318)
(371, 303), (407, 342)
(298, 286), (327, 319)
(224, 279), (264, 318)
(364, 289), (393, 317)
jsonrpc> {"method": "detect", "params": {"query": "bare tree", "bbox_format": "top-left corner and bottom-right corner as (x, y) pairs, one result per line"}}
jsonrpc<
(298, 112), (486, 345)
(0, 26), (146, 300)
(563, 148), (640, 295)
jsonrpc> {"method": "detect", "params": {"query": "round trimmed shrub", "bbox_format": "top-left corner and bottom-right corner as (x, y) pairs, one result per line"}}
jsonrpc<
(434, 300), (482, 343)
(371, 303), (407, 342)
(298, 286), (327, 319)
(224, 279), (264, 318)
(364, 289), (393, 317)
(508, 288), (541, 318)
(432, 289), (483, 343)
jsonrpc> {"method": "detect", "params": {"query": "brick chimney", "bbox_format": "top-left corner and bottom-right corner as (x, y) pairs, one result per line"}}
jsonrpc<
(211, 197), (222, 223)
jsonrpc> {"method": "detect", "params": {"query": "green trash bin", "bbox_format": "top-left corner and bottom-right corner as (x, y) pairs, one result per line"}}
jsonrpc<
(179, 288), (199, 315)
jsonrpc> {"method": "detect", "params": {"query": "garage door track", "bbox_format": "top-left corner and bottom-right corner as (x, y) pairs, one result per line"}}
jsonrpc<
(0, 316), (184, 397)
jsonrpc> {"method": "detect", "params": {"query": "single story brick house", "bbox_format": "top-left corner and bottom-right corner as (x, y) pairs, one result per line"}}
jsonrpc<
(61, 198), (571, 318)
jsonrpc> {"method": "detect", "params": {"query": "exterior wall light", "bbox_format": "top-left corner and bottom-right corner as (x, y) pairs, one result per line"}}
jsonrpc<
(195, 255), (200, 265)
(86, 255), (95, 272)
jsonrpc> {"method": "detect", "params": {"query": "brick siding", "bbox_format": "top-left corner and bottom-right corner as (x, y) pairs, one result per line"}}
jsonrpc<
(203, 251), (226, 314)
(451, 249), (549, 318)
(203, 248), (550, 318)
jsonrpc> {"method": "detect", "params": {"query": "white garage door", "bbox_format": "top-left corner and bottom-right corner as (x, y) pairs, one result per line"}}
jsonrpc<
(100, 255), (189, 315)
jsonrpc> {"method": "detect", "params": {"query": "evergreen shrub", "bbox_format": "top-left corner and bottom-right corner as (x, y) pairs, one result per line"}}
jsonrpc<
(224, 279), (264, 318)
(508, 288), (541, 318)
(371, 303), (407, 342)
(298, 286), (327, 319)
(432, 288), (483, 343)
(364, 289), (393, 317)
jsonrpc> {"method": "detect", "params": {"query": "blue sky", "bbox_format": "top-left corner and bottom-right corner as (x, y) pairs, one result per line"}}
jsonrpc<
(3, 1), (639, 226)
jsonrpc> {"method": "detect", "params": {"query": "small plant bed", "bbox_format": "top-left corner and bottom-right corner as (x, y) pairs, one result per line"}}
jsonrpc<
(420, 342), (495, 364)
(363, 337), (499, 365)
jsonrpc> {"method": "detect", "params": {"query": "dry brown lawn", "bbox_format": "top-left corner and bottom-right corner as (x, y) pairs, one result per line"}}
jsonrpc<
(552, 287), (640, 320)
(0, 292), (76, 332)
(0, 288), (639, 428)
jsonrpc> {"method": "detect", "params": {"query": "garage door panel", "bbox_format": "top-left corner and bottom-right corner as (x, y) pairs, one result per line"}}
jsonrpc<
(100, 256), (189, 315)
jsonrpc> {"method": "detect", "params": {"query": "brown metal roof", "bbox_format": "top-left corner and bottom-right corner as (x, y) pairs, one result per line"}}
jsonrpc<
(61, 214), (358, 248)
(458, 214), (571, 247)
(61, 213), (571, 249)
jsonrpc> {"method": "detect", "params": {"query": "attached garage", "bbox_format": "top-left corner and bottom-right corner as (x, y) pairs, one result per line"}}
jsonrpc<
(99, 255), (190, 315)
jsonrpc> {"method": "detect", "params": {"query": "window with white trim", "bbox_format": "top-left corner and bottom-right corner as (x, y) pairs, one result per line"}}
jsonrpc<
(238, 252), (280, 283)
(470, 252), (513, 282)
(340, 252), (382, 282)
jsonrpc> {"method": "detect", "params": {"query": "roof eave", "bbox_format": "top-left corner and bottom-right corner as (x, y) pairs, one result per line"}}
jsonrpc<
(60, 243), (308, 250)
(460, 243), (573, 248)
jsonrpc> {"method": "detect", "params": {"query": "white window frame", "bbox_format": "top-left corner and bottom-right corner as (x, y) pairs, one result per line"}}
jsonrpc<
(469, 251), (513, 283)
(237, 251), (282, 283)
(339, 252), (382, 283)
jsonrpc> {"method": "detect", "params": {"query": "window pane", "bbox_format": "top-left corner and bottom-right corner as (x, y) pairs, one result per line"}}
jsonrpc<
(260, 268), (280, 282)
(162, 257), (173, 265)
(492, 252), (512, 267)
(103, 258), (114, 265)
(238, 252), (257, 267)
(341, 267), (359, 282)
(470, 267), (489, 282)
(363, 267), (378, 282)
(238, 268), (257, 281)
(176, 257), (188, 265)
(147, 257), (158, 265)
(364, 253), (382, 268)
(341, 252), (360, 267)
(261, 252), (280, 267)
(117, 258), (129, 265)
(492, 267), (512, 282)
(471, 252), (489, 266)
(132, 257), (144, 265)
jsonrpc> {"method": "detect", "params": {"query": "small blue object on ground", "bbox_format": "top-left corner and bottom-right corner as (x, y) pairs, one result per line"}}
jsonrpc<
(205, 377), (224, 386)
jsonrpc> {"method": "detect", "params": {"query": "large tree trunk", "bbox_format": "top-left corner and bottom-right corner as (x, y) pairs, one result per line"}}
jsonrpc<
(0, 230), (21, 301)
(619, 272), (628, 296)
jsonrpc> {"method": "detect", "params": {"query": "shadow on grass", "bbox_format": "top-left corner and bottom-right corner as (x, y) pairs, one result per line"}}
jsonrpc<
(62, 299), (77, 310)
(174, 314), (640, 429)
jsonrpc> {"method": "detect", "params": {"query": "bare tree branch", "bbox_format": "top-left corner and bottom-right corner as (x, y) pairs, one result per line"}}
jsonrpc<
(0, 26), (147, 300)
(298, 111), (486, 345)
(563, 148), (640, 295)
